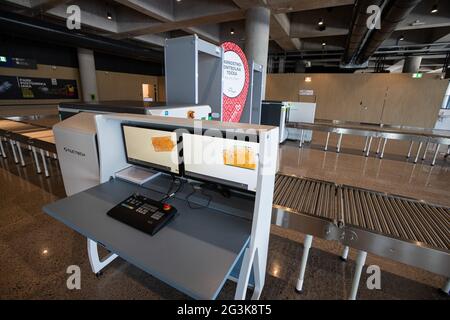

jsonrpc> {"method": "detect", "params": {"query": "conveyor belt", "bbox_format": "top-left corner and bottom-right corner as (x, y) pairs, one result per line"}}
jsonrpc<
(274, 174), (338, 222)
(274, 173), (450, 256)
(273, 173), (450, 297)
(340, 186), (450, 251)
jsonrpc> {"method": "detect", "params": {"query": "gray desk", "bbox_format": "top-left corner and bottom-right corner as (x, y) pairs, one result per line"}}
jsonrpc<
(43, 177), (252, 299)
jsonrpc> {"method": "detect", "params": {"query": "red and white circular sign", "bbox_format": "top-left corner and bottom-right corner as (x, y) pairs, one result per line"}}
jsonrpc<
(221, 42), (249, 122)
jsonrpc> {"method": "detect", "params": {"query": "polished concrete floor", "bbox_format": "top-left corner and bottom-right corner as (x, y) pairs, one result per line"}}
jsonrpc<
(0, 140), (449, 300)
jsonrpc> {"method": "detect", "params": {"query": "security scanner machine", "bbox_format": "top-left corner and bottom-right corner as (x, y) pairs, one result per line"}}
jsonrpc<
(53, 105), (212, 196)
(260, 101), (289, 143)
(44, 114), (279, 300)
(165, 35), (264, 125)
(259, 101), (316, 144)
(242, 61), (264, 125)
(58, 101), (212, 121)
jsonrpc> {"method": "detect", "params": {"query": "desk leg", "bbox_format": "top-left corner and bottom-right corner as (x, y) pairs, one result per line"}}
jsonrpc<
(422, 142), (430, 160)
(365, 137), (373, 157)
(336, 134), (343, 153)
(250, 249), (263, 300)
(9, 140), (19, 164)
(296, 234), (313, 293)
(363, 136), (369, 153)
(431, 144), (440, 166)
(16, 142), (25, 167)
(340, 245), (350, 261)
(299, 130), (304, 148)
(406, 141), (414, 159)
(376, 138), (382, 155)
(32, 146), (41, 174)
(324, 132), (330, 151)
(0, 138), (5, 158)
(349, 250), (367, 300)
(380, 138), (388, 159)
(414, 142), (423, 164)
(87, 239), (118, 275)
(235, 248), (255, 300)
(40, 149), (49, 177)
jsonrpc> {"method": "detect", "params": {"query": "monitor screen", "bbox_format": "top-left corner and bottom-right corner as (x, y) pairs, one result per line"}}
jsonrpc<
(122, 124), (180, 175)
(182, 133), (259, 191)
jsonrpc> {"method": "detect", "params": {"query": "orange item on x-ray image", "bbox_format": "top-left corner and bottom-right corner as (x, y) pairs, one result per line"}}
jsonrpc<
(151, 136), (175, 152)
(223, 146), (256, 170)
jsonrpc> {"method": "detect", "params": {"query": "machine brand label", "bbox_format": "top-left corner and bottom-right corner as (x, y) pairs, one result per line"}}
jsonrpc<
(64, 147), (86, 157)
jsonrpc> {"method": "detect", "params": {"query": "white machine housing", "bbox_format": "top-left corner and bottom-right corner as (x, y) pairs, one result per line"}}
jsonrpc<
(54, 105), (212, 196)
(287, 102), (316, 142)
(94, 113), (279, 300)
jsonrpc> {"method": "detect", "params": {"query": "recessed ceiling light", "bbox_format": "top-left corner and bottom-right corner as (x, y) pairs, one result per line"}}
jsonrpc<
(431, 4), (438, 13)
(305, 76), (312, 82)
(410, 19), (425, 26)
(107, 12), (112, 20)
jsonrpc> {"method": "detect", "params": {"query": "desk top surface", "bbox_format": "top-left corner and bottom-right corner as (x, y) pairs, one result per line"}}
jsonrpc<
(43, 178), (252, 300)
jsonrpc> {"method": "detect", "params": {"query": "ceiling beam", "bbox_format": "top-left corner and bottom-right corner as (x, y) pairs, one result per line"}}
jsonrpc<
(232, 0), (355, 13)
(26, 0), (73, 15)
(112, 0), (172, 22)
(115, 10), (244, 39)
(112, 0), (242, 44)
(271, 13), (300, 50)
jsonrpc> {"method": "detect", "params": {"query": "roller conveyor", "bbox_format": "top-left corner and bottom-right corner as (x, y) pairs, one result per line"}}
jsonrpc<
(272, 173), (450, 298)
(274, 174), (338, 222)
(341, 186), (450, 251)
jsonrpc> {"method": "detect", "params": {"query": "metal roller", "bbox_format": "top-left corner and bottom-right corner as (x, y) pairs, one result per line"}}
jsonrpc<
(274, 173), (450, 251)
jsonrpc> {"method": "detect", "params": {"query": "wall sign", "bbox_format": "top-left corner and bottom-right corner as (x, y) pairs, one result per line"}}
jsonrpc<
(299, 89), (314, 96)
(221, 42), (249, 122)
(0, 75), (78, 100)
(0, 56), (37, 69)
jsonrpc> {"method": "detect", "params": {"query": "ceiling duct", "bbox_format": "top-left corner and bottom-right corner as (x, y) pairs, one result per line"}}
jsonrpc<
(355, 0), (422, 65)
(342, 0), (385, 65)
(0, 10), (163, 62)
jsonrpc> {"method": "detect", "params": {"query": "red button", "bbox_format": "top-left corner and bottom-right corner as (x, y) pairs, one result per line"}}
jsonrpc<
(163, 203), (171, 211)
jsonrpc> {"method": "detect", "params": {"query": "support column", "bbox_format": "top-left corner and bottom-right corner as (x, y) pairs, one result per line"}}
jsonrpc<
(402, 56), (422, 73)
(278, 56), (285, 73)
(245, 6), (270, 98)
(295, 60), (306, 73)
(267, 56), (274, 74)
(77, 48), (98, 102)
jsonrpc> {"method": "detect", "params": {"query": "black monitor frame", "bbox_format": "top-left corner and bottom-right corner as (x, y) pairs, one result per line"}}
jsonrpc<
(180, 131), (259, 194)
(121, 123), (183, 177)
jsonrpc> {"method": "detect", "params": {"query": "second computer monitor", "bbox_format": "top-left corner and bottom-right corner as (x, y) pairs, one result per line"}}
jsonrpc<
(182, 132), (259, 192)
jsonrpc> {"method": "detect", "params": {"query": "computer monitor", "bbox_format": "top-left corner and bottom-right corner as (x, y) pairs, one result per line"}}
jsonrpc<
(182, 132), (259, 192)
(122, 124), (180, 175)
